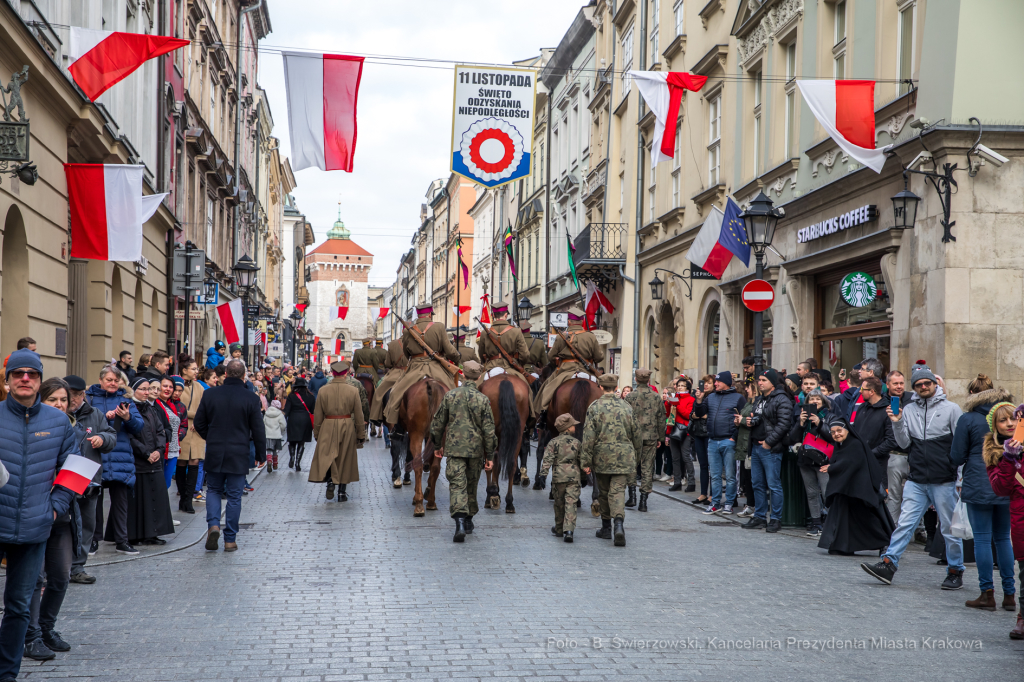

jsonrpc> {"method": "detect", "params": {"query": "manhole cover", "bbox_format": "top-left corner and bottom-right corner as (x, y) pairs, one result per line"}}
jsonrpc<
(700, 520), (736, 526)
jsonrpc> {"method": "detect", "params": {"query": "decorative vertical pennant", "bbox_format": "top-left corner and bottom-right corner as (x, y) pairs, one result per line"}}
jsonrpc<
(503, 222), (517, 280)
(455, 235), (470, 288)
(480, 294), (491, 324)
(566, 228), (579, 291)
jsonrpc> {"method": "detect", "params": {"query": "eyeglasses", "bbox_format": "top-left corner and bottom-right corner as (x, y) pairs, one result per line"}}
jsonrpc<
(915, 380), (934, 388)
(9, 370), (41, 380)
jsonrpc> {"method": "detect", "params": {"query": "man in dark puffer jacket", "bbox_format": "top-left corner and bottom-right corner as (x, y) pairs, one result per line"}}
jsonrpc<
(0, 350), (79, 681)
(741, 368), (792, 533)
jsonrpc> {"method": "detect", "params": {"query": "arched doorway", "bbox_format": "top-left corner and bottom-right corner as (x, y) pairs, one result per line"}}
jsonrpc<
(111, 268), (124, 358)
(134, 279), (144, 356)
(1, 206), (29, 353)
(645, 317), (656, 373)
(657, 302), (675, 389)
(705, 302), (721, 377)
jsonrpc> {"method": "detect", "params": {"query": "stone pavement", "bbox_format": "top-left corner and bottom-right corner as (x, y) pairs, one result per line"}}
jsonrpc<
(16, 437), (1022, 681)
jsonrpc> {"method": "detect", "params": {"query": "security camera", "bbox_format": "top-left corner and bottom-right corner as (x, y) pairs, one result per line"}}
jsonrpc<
(908, 117), (930, 130)
(973, 143), (1007, 168)
(907, 151), (934, 171)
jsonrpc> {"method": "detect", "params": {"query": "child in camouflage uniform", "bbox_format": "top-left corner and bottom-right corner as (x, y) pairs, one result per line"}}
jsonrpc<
(541, 413), (583, 543)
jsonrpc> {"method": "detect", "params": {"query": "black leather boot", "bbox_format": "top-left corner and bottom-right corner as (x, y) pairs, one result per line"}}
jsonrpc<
(563, 530), (573, 543)
(453, 516), (466, 543)
(326, 482), (335, 499)
(638, 492), (648, 512)
(613, 518), (626, 546)
(294, 445), (303, 472)
(182, 466), (197, 514)
(596, 518), (612, 539)
(625, 486), (637, 508)
(339, 484), (348, 501)
(465, 516), (474, 534)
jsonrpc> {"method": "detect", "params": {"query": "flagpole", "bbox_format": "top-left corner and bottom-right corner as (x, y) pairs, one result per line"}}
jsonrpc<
(456, 238), (461, 331)
(512, 222), (518, 325)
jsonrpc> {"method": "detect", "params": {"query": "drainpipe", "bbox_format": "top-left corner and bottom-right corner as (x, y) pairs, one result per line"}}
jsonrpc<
(233, 0), (262, 266)
(632, 0), (648, 372)
(542, 82), (553, 322)
(601, 0), (617, 222)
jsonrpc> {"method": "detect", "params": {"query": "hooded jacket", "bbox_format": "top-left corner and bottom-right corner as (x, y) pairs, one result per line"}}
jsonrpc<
(892, 387), (963, 485)
(0, 394), (79, 544)
(263, 405), (287, 440)
(694, 388), (746, 440)
(85, 384), (144, 487)
(308, 371), (328, 397)
(70, 398), (117, 485)
(950, 387), (1012, 505)
(205, 346), (226, 369)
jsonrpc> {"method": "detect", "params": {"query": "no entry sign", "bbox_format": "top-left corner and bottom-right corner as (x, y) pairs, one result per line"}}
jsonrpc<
(741, 279), (775, 312)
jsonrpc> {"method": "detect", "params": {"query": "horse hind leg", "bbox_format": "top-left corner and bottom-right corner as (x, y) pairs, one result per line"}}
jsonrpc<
(410, 434), (425, 517)
(504, 475), (515, 514)
(485, 468), (499, 510)
(425, 453), (441, 511)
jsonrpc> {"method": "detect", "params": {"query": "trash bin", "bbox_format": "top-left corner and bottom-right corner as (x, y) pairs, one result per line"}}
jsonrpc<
(780, 449), (809, 527)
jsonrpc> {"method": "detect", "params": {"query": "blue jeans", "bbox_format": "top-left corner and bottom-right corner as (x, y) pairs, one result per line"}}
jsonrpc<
(0, 540), (47, 679)
(883, 481), (963, 571)
(164, 457), (178, 488)
(195, 460), (205, 492)
(966, 502), (1016, 593)
(384, 424), (391, 448)
(707, 438), (736, 507)
(750, 444), (783, 521)
(205, 472), (246, 543)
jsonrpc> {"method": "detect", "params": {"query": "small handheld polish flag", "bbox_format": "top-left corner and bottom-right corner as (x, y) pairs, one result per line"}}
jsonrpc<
(54, 454), (101, 495)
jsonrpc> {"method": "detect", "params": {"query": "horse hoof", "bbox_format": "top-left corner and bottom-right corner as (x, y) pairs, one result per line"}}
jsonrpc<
(426, 502), (438, 511)
(413, 505), (425, 517)
(532, 479), (545, 490)
(520, 477), (530, 488)
(393, 479), (403, 489)
(591, 501), (601, 518)
(505, 506), (516, 514)
(489, 496), (500, 509)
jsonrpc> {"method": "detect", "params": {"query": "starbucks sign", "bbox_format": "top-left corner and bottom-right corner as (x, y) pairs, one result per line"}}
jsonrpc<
(840, 272), (877, 308)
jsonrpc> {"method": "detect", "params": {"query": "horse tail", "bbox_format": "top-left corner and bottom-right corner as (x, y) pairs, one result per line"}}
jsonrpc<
(497, 379), (520, 481)
(568, 380), (592, 440)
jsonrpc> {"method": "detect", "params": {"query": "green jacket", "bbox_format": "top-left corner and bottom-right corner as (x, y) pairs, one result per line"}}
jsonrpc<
(343, 376), (370, 422)
(580, 394), (641, 475)
(429, 382), (496, 460)
(625, 384), (664, 443)
(735, 402), (756, 460)
(540, 433), (582, 484)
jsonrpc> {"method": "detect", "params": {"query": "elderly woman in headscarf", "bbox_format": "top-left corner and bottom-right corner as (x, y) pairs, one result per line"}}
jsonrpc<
(817, 414), (895, 556)
(122, 376), (174, 546)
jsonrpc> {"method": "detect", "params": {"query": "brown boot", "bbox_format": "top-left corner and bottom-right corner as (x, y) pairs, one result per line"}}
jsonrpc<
(1011, 610), (1024, 640)
(965, 589), (997, 611)
(1003, 593), (1017, 612)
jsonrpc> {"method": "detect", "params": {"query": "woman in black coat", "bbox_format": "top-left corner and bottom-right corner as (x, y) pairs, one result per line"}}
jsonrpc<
(818, 415), (895, 556)
(283, 377), (316, 471)
(122, 376), (174, 546)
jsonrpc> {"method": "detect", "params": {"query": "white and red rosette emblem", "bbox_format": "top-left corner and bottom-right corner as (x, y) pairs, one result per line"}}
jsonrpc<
(459, 118), (524, 183)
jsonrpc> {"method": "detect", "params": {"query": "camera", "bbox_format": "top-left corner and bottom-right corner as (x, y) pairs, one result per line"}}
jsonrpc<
(971, 143), (1007, 170)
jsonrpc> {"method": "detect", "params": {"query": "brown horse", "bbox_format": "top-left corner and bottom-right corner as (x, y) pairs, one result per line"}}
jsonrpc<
(477, 373), (533, 514)
(534, 377), (603, 487)
(355, 374), (376, 437)
(396, 378), (448, 517)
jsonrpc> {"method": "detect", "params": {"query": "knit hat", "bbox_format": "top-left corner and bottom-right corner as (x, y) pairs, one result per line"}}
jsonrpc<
(635, 368), (652, 383)
(5, 349), (42, 378)
(758, 368), (781, 388)
(910, 364), (937, 388)
(986, 402), (1017, 432)
(598, 374), (618, 389)
(129, 375), (151, 391)
(554, 414), (579, 433)
(271, 399), (282, 409)
(715, 371), (733, 387)
(170, 375), (185, 388)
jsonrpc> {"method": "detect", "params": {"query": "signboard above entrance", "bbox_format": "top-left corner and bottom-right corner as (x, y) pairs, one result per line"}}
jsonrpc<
(796, 205), (878, 244)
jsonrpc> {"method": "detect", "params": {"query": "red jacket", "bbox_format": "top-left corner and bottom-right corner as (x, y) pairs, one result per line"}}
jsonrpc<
(987, 456), (1024, 561)
(667, 393), (695, 427)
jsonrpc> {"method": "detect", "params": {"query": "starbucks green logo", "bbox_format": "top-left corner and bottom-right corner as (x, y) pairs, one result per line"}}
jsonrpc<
(841, 272), (877, 308)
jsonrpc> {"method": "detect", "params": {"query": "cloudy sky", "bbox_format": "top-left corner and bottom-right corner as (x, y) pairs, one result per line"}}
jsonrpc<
(259, 0), (588, 288)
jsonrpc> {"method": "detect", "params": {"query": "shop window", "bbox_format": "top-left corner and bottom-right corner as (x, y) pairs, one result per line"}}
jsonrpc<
(815, 266), (891, 381)
(898, 2), (916, 95)
(705, 302), (720, 376)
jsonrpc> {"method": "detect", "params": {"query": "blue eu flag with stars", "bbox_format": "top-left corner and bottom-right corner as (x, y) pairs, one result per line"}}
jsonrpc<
(719, 197), (750, 267)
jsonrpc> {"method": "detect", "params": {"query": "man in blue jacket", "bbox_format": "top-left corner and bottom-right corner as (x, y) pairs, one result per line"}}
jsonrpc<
(0, 350), (78, 681)
(693, 371), (746, 512)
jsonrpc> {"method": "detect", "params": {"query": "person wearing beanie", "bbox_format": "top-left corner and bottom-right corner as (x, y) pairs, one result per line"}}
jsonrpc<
(862, 365), (965, 590)
(581, 374), (642, 547)
(692, 370), (746, 514)
(625, 368), (664, 512)
(263, 398), (287, 472)
(541, 414), (583, 542)
(740, 368), (792, 532)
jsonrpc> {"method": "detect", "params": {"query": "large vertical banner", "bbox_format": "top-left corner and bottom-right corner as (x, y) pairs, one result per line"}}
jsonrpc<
(451, 65), (536, 187)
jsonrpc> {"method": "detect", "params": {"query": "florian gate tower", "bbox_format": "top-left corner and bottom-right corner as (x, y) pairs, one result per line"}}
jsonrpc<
(305, 208), (375, 361)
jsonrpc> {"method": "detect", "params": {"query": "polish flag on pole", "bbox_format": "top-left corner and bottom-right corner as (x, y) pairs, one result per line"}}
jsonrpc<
(452, 305), (471, 316)
(216, 299), (244, 345)
(69, 29), (189, 101)
(796, 80), (887, 173)
(370, 308), (389, 320)
(66, 164), (165, 261)
(283, 52), (365, 173)
(54, 454), (101, 495)
(584, 281), (614, 329)
(328, 306), (349, 321)
(334, 338), (343, 354)
(630, 71), (708, 166)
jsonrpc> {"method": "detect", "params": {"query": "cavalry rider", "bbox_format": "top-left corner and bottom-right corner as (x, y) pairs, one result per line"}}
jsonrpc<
(477, 302), (530, 376)
(519, 320), (548, 380)
(452, 328), (477, 366)
(352, 339), (382, 384)
(372, 338), (387, 378)
(370, 338), (409, 488)
(340, 361), (369, 425)
(383, 303), (461, 429)
(533, 305), (603, 416)
(429, 360), (496, 543)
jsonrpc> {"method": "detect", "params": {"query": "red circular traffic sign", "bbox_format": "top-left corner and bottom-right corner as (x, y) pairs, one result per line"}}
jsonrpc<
(741, 279), (775, 312)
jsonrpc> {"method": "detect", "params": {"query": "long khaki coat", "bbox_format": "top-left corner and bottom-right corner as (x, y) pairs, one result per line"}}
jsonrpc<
(178, 381), (206, 461)
(370, 341), (407, 421)
(308, 377), (365, 485)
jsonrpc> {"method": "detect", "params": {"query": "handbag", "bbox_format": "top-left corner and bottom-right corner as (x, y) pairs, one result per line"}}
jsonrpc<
(688, 416), (708, 438)
(950, 497), (974, 540)
(294, 392), (315, 428)
(669, 423), (687, 441)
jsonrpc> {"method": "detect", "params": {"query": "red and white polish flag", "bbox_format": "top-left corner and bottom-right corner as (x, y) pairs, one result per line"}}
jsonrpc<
(216, 299), (244, 345)
(69, 28), (189, 101)
(66, 164), (165, 261)
(283, 52), (365, 173)
(334, 338), (343, 354)
(630, 71), (708, 166)
(369, 307), (389, 320)
(328, 306), (349, 321)
(54, 454), (101, 495)
(797, 80), (887, 173)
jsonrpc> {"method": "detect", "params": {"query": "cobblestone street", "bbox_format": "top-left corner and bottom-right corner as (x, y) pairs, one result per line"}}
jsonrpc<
(19, 437), (1022, 681)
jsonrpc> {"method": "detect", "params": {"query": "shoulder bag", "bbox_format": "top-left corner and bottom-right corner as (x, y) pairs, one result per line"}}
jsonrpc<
(294, 392), (314, 428)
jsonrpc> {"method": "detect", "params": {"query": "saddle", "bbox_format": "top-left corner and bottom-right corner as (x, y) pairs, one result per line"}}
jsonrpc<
(482, 367), (507, 382)
(571, 372), (598, 382)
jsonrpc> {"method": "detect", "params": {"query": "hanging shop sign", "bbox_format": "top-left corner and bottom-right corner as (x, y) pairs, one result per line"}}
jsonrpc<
(796, 205), (878, 244)
(451, 65), (535, 187)
(840, 271), (878, 308)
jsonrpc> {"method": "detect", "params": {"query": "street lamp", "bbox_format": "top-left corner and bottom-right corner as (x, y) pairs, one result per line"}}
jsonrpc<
(739, 191), (783, 377)
(289, 310), (302, 366)
(517, 295), (534, 325)
(232, 254), (260, 367)
(891, 173), (921, 231)
(649, 274), (665, 301)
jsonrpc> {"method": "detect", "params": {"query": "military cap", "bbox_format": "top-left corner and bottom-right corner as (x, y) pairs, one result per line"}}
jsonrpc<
(416, 304), (433, 315)
(520, 320), (532, 331)
(635, 368), (652, 383)
(598, 374), (618, 389)
(330, 360), (351, 373)
(567, 305), (585, 317)
(554, 414), (579, 433)
(462, 360), (483, 380)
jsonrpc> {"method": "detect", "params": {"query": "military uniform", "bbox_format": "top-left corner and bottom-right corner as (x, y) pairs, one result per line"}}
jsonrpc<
(454, 338), (478, 366)
(352, 343), (382, 382)
(343, 375), (370, 424)
(534, 319), (603, 413)
(521, 330), (548, 377)
(373, 342), (387, 377)
(308, 373), (365, 499)
(541, 428), (583, 537)
(581, 379), (641, 546)
(384, 313), (461, 426)
(477, 317), (536, 417)
(370, 340), (407, 422)
(625, 371), (665, 509)
(429, 364), (496, 541)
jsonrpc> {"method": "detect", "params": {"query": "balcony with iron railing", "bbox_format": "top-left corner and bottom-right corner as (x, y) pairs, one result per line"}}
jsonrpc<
(571, 222), (627, 291)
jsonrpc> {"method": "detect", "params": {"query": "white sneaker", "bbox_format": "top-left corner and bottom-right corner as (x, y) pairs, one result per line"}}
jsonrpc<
(722, 505), (733, 515)
(737, 506), (754, 518)
(172, 520), (181, 526)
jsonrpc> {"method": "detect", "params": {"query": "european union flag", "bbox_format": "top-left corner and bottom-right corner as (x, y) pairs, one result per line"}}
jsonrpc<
(719, 197), (750, 267)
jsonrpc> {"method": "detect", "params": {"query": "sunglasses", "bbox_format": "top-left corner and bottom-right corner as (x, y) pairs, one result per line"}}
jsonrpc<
(9, 370), (41, 380)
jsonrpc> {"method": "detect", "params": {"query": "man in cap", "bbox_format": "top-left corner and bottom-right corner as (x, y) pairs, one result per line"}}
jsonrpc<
(693, 370), (747, 509)
(476, 303), (534, 414)
(429, 361), (496, 542)
(519, 320), (548, 378)
(581, 374), (641, 547)
(740, 369), (790, 531)
(336, 360), (369, 426)
(384, 303), (462, 428)
(451, 327), (478, 366)
(540, 413), (583, 542)
(308, 360), (366, 502)
(533, 305), (603, 415)
(624, 368), (664, 512)
(352, 339), (382, 384)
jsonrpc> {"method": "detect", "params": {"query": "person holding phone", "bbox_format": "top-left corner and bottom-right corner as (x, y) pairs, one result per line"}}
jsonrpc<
(884, 370), (912, 522)
(789, 389), (833, 536)
(694, 372), (746, 514)
(665, 378), (696, 492)
(849, 376), (897, 469)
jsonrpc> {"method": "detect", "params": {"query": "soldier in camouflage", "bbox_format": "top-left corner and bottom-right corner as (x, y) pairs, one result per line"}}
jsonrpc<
(429, 361), (496, 543)
(624, 368), (665, 513)
(581, 374), (641, 547)
(541, 413), (583, 543)
(340, 369), (370, 428)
